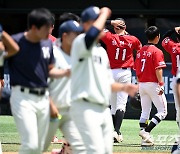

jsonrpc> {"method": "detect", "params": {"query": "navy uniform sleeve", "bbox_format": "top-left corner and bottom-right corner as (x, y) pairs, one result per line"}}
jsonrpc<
(85, 26), (100, 50)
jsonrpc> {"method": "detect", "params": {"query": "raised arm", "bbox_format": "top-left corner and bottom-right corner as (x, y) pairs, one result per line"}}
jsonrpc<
(85, 7), (111, 49)
(2, 31), (19, 57)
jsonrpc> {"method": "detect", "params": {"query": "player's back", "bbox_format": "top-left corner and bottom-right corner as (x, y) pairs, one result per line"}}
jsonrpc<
(162, 37), (180, 75)
(135, 45), (166, 83)
(71, 33), (113, 106)
(49, 39), (71, 109)
(101, 31), (141, 69)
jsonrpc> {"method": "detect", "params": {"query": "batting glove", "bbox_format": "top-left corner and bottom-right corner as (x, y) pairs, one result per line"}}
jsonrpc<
(156, 82), (164, 95)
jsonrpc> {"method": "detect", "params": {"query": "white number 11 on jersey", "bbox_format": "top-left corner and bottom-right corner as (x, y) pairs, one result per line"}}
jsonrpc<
(115, 48), (127, 61)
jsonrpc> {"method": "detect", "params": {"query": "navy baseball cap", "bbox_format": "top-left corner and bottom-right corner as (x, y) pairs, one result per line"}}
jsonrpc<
(81, 6), (100, 23)
(59, 20), (82, 38)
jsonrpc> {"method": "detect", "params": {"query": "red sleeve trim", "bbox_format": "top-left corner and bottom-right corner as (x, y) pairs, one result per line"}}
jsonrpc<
(155, 65), (166, 69)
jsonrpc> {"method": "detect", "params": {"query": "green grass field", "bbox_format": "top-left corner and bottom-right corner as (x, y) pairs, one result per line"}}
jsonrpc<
(0, 116), (178, 153)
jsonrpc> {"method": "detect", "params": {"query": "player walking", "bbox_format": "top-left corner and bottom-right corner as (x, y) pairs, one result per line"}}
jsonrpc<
(9, 8), (70, 154)
(44, 20), (85, 154)
(173, 57), (180, 154)
(101, 18), (142, 142)
(135, 26), (167, 146)
(163, 27), (180, 154)
(162, 26), (180, 125)
(70, 6), (138, 154)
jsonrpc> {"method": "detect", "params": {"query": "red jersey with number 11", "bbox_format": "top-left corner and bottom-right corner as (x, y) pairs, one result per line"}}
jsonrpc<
(162, 37), (180, 76)
(101, 31), (142, 69)
(134, 45), (166, 82)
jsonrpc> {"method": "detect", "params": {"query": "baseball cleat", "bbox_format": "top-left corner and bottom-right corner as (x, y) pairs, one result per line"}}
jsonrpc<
(51, 149), (61, 154)
(113, 131), (123, 143)
(51, 136), (59, 143)
(139, 130), (153, 143)
(141, 139), (154, 146)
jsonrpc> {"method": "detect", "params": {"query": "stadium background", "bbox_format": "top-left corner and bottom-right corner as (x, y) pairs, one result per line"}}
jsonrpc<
(0, 0), (180, 119)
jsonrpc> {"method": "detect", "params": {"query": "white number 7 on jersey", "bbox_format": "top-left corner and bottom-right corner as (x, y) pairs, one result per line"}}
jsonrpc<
(141, 59), (146, 72)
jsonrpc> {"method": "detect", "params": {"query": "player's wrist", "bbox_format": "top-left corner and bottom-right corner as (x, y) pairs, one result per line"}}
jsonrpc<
(158, 81), (164, 86)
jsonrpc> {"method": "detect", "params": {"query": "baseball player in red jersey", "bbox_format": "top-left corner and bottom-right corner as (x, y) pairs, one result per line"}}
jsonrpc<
(174, 55), (180, 154)
(162, 26), (180, 125)
(135, 26), (167, 146)
(48, 14), (56, 42)
(162, 27), (180, 154)
(101, 18), (142, 142)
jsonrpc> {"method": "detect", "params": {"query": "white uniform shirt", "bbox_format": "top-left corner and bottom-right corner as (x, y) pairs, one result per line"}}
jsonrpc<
(49, 39), (71, 108)
(71, 33), (114, 106)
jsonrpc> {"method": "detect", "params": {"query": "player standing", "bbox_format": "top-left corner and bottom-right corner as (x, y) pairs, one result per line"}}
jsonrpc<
(173, 56), (180, 154)
(101, 18), (142, 142)
(135, 26), (167, 146)
(44, 20), (85, 154)
(48, 14), (56, 42)
(70, 6), (138, 154)
(163, 27), (180, 154)
(162, 26), (180, 125)
(9, 8), (70, 154)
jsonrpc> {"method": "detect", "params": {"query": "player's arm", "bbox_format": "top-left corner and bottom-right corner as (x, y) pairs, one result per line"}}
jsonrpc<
(162, 29), (175, 40)
(111, 82), (138, 97)
(162, 26), (180, 40)
(155, 68), (164, 95)
(85, 7), (111, 49)
(48, 65), (70, 78)
(176, 78), (180, 107)
(49, 97), (59, 118)
(2, 31), (19, 57)
(134, 37), (142, 52)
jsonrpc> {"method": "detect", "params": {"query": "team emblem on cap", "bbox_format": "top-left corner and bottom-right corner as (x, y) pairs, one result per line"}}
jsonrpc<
(93, 7), (100, 15)
(73, 21), (80, 27)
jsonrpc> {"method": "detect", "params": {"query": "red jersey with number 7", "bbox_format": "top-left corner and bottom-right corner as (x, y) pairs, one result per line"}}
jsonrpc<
(134, 45), (166, 82)
(101, 31), (142, 69)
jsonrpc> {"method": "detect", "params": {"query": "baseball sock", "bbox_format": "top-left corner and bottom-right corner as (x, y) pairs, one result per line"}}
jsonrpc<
(139, 118), (148, 130)
(115, 109), (124, 135)
(145, 116), (161, 133)
(112, 114), (116, 128)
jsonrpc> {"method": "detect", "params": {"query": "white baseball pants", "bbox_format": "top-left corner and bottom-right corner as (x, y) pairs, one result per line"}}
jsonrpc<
(70, 100), (113, 154)
(110, 68), (131, 114)
(139, 82), (168, 121)
(10, 86), (50, 154)
(44, 107), (86, 154)
(172, 76), (180, 123)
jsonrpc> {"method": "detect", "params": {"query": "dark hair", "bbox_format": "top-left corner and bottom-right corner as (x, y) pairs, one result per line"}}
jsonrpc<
(59, 12), (80, 26)
(50, 13), (55, 26)
(145, 26), (160, 40)
(175, 30), (180, 42)
(115, 18), (126, 29)
(115, 18), (125, 23)
(27, 8), (52, 29)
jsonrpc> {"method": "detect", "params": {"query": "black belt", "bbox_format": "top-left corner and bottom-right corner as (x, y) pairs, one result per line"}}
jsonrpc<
(20, 87), (46, 96)
(122, 67), (128, 70)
